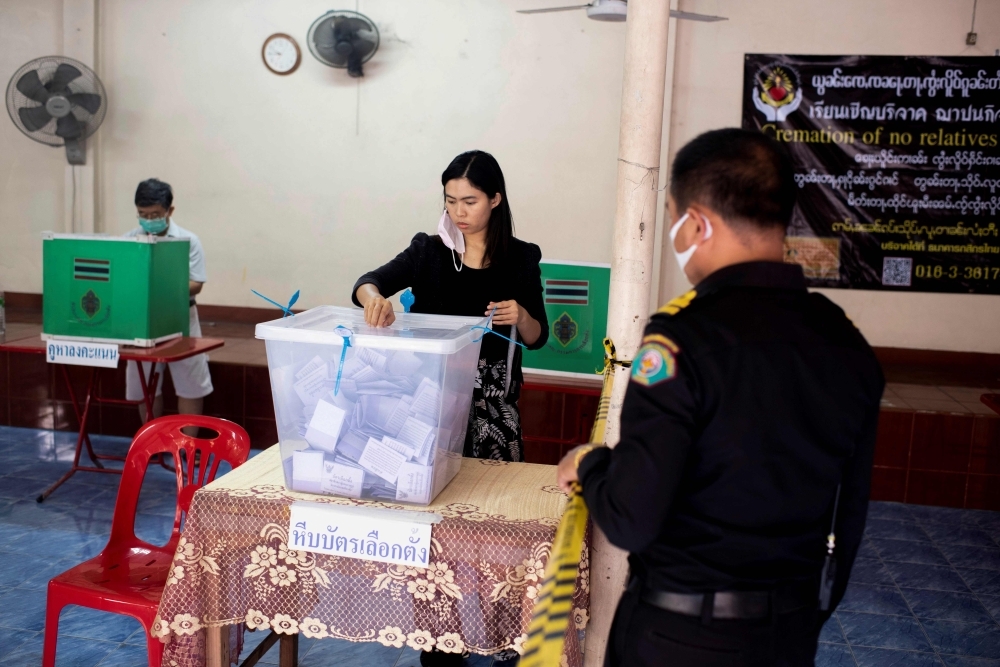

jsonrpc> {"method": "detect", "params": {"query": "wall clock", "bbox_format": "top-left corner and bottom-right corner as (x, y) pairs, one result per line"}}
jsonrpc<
(262, 33), (301, 75)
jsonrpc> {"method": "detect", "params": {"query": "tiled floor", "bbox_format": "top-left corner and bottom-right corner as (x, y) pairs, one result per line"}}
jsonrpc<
(0, 426), (495, 666)
(5, 426), (1000, 666)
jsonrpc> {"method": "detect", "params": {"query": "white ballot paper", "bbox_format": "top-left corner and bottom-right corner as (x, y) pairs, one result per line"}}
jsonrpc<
(304, 400), (347, 453)
(294, 356), (329, 405)
(289, 501), (440, 566)
(321, 460), (364, 497)
(358, 437), (407, 483)
(381, 435), (415, 459)
(388, 351), (423, 376)
(397, 417), (434, 457)
(396, 461), (432, 503)
(292, 450), (324, 493)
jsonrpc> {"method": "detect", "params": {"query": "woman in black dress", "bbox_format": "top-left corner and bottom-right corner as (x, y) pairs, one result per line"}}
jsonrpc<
(353, 150), (548, 466)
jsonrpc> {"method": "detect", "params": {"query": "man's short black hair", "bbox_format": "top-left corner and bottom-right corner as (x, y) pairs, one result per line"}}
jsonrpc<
(135, 178), (173, 209)
(670, 128), (796, 231)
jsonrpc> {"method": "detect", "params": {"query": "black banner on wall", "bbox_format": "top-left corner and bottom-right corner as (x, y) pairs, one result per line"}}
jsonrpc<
(742, 55), (1000, 294)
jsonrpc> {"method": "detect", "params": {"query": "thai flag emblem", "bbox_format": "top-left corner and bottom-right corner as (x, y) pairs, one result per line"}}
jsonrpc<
(544, 280), (589, 306)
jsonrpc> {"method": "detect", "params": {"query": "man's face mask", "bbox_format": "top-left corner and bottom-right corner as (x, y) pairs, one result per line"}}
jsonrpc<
(669, 212), (713, 272)
(139, 217), (168, 235)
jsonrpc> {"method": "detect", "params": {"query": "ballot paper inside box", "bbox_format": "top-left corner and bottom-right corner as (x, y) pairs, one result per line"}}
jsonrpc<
(257, 306), (486, 506)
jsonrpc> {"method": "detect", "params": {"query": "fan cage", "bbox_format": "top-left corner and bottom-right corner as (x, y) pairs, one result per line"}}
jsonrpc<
(5, 55), (107, 147)
(307, 10), (380, 69)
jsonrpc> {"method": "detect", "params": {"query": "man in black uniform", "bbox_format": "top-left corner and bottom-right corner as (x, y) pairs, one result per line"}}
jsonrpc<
(557, 128), (884, 666)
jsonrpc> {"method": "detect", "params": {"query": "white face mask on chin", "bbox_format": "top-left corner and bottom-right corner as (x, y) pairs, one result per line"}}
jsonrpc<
(438, 210), (466, 271)
(669, 212), (713, 272)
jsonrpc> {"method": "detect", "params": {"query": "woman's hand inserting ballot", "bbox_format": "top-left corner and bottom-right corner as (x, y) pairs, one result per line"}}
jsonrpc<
(356, 283), (396, 328)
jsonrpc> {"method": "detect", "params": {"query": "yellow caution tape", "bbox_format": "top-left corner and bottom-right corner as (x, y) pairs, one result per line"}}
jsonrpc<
(521, 337), (623, 666)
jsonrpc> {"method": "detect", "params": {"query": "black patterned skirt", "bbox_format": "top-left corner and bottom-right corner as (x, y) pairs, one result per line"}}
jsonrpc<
(463, 358), (523, 462)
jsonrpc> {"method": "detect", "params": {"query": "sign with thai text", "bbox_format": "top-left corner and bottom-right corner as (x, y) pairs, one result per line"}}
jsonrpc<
(743, 55), (1000, 293)
(45, 340), (120, 368)
(288, 501), (439, 567)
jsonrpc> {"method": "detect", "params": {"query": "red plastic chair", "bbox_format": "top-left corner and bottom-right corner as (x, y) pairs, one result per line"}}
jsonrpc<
(42, 415), (252, 667)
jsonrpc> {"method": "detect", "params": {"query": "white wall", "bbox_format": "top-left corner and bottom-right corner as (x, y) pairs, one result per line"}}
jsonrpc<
(661, 0), (1000, 353)
(4, 0), (1000, 353)
(95, 0), (625, 309)
(0, 1), (65, 291)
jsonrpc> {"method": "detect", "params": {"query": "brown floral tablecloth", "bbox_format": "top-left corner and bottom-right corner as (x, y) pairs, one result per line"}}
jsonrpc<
(154, 446), (590, 666)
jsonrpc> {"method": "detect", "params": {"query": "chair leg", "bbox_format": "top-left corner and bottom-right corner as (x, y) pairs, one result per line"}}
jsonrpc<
(42, 594), (64, 667)
(145, 630), (164, 667)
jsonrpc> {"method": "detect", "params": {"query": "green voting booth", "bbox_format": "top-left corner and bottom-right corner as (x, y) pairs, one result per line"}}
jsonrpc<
(524, 260), (611, 377)
(42, 233), (190, 347)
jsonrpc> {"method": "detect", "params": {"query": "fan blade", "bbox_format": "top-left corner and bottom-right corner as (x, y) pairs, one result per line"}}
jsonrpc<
(517, 4), (591, 13)
(18, 105), (53, 132)
(351, 38), (377, 59)
(55, 113), (83, 139)
(339, 17), (373, 33)
(68, 92), (102, 114)
(669, 9), (728, 21)
(16, 70), (49, 103)
(47, 63), (83, 92)
(315, 43), (344, 65)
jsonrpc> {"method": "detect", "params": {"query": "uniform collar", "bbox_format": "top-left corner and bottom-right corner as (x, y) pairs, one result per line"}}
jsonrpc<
(695, 261), (806, 297)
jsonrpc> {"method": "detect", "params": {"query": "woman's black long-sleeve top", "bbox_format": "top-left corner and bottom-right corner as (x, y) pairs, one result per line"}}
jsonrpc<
(351, 233), (548, 383)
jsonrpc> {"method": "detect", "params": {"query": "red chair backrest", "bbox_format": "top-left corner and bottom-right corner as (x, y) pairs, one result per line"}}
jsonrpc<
(109, 415), (251, 551)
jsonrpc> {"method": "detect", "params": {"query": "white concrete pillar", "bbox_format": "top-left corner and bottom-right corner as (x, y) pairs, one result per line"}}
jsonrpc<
(62, 0), (97, 234)
(586, 1), (672, 665)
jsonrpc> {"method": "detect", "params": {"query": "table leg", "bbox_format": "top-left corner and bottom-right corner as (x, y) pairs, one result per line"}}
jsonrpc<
(36, 367), (99, 503)
(206, 625), (231, 667)
(279, 634), (298, 667)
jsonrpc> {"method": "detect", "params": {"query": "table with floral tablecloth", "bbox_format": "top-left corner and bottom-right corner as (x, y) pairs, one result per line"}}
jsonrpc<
(153, 445), (590, 666)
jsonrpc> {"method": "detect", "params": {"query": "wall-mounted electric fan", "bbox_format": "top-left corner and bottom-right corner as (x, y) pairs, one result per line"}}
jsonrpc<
(308, 10), (380, 78)
(5, 56), (107, 165)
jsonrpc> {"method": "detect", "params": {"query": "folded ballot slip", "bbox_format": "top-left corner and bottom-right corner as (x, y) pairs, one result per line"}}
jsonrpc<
(258, 306), (488, 505)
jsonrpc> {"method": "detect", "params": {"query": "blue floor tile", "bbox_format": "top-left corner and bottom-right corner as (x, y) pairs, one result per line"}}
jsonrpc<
(299, 637), (401, 667)
(940, 655), (1000, 665)
(839, 611), (934, 651)
(2, 631), (118, 667)
(981, 596), (1000, 623)
(857, 538), (880, 560)
(940, 545), (1000, 572)
(867, 519), (931, 542)
(816, 642), (858, 666)
(960, 570), (1000, 597)
(921, 619), (1000, 658)
(910, 506), (982, 526)
(903, 590), (995, 624)
(852, 646), (944, 666)
(0, 586), (50, 631)
(923, 525), (1000, 549)
(888, 562), (972, 593)
(869, 502), (917, 523)
(875, 539), (950, 566)
(821, 615), (848, 644)
(5, 528), (105, 561)
(0, 628), (39, 661)
(839, 583), (913, 616)
(57, 605), (143, 643)
(850, 558), (897, 586)
(96, 642), (152, 666)
(0, 555), (72, 590)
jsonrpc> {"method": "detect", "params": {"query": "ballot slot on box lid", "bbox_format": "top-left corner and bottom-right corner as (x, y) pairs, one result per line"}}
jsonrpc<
(258, 306), (487, 506)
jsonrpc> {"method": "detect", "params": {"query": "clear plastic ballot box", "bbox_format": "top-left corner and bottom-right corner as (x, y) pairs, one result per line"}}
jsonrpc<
(256, 306), (487, 505)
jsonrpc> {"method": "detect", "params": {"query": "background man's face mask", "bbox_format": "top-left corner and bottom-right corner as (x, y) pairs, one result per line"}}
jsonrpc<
(669, 212), (713, 271)
(139, 217), (168, 235)
(438, 210), (465, 271)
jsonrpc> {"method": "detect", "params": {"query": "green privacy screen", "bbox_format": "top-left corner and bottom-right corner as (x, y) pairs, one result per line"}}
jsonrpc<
(523, 260), (610, 376)
(42, 233), (190, 346)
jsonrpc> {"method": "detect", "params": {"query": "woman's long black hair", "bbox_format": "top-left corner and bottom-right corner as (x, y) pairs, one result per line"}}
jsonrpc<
(441, 150), (514, 268)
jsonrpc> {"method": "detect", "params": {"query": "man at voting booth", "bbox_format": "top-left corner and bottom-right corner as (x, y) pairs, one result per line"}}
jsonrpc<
(124, 178), (213, 419)
(558, 129), (884, 666)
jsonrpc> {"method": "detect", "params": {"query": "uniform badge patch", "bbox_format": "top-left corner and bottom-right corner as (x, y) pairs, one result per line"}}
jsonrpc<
(631, 334), (679, 386)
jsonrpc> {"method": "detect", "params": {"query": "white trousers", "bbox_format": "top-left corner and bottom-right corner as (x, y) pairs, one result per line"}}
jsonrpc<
(125, 305), (214, 400)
